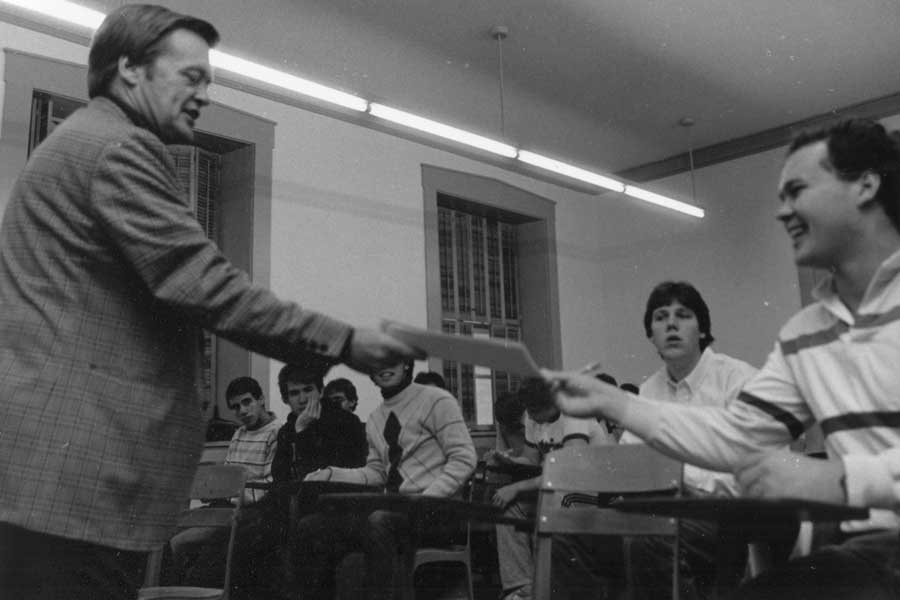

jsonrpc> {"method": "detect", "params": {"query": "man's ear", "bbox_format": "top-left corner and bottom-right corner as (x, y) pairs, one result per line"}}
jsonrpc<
(855, 170), (882, 208)
(117, 55), (143, 87)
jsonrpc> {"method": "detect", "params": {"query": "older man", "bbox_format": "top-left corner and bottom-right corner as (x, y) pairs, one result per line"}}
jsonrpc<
(0, 5), (417, 599)
(548, 118), (900, 599)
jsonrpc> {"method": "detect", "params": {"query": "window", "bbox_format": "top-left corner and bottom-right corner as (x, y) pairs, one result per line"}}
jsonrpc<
(30, 91), (224, 423)
(438, 200), (524, 425)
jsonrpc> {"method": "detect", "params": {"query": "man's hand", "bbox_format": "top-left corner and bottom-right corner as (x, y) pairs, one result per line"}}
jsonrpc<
(303, 467), (333, 482)
(343, 328), (424, 373)
(736, 450), (846, 504)
(294, 394), (321, 432)
(541, 369), (623, 419)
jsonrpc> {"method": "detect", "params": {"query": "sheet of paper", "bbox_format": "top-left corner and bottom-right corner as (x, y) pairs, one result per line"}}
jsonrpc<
(381, 320), (541, 377)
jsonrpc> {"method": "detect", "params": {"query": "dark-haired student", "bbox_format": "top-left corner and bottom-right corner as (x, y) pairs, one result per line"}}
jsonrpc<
(293, 360), (477, 600)
(547, 118), (900, 600)
(622, 281), (757, 600)
(324, 377), (360, 414)
(493, 379), (619, 600)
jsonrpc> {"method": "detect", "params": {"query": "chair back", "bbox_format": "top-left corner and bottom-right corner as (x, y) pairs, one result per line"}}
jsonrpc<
(533, 444), (683, 600)
(139, 464), (248, 600)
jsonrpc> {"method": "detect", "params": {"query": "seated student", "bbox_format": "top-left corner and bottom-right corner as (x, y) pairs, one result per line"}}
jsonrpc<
(168, 376), (282, 596)
(293, 359), (477, 600)
(547, 118), (900, 600)
(623, 281), (758, 600)
(271, 363), (367, 484)
(492, 378), (620, 600)
(488, 390), (528, 462)
(413, 369), (447, 389)
(323, 377), (360, 414)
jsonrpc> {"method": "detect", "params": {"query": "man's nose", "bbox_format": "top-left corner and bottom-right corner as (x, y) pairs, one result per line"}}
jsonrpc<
(195, 83), (210, 106)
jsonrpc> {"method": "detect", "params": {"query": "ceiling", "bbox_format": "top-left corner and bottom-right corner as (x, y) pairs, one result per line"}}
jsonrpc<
(69, 0), (900, 174)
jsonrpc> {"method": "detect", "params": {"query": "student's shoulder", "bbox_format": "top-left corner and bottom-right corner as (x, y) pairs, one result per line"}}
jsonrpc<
(776, 300), (837, 345)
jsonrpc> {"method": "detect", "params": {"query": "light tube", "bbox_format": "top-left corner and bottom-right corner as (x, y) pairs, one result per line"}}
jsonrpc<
(517, 150), (625, 193)
(0, 0), (104, 29)
(624, 185), (705, 218)
(369, 103), (518, 158)
(210, 51), (368, 112)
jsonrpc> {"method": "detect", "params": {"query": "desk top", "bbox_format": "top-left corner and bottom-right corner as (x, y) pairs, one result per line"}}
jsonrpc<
(317, 492), (532, 528)
(612, 496), (869, 523)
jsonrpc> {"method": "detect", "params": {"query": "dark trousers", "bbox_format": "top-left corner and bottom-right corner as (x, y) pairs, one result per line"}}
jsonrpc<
(0, 522), (146, 600)
(292, 509), (454, 600)
(732, 530), (900, 600)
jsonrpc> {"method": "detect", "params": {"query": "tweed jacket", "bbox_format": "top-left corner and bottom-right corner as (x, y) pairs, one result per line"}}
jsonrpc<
(0, 96), (352, 551)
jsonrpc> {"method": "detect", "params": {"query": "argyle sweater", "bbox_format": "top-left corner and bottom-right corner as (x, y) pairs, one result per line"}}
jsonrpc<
(327, 383), (476, 497)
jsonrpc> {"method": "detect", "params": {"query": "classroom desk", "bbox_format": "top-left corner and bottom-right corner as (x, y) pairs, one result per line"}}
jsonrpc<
(316, 492), (533, 529)
(611, 496), (869, 598)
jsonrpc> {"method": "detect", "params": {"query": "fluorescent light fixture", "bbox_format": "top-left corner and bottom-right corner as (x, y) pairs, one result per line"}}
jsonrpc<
(210, 50), (367, 112)
(517, 150), (625, 193)
(0, 0), (104, 29)
(624, 184), (705, 218)
(369, 103), (518, 158)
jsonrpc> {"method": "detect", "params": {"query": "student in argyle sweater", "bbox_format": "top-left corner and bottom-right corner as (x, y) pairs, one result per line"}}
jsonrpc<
(294, 359), (477, 600)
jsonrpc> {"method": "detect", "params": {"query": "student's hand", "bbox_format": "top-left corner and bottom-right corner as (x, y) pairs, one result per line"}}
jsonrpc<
(736, 450), (847, 504)
(541, 369), (622, 419)
(303, 467), (333, 482)
(492, 483), (520, 509)
(295, 395), (321, 432)
(343, 328), (424, 373)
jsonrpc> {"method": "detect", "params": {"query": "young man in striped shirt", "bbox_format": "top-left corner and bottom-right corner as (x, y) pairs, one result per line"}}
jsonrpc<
(548, 118), (900, 599)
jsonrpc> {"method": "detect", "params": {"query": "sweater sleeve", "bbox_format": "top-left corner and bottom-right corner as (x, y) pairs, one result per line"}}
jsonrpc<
(421, 396), (477, 497)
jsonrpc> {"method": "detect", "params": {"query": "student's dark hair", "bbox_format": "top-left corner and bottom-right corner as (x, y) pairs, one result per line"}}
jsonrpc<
(88, 4), (219, 99)
(225, 376), (262, 402)
(517, 378), (554, 414)
(596, 372), (618, 387)
(323, 378), (357, 403)
(620, 383), (639, 394)
(277, 361), (329, 400)
(788, 118), (900, 233)
(494, 391), (526, 432)
(643, 281), (715, 350)
(413, 371), (447, 389)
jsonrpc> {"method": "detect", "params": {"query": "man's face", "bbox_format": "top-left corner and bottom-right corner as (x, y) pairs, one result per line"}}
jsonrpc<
(776, 141), (862, 269)
(649, 300), (702, 365)
(284, 381), (321, 414)
(132, 28), (212, 143)
(372, 362), (407, 389)
(228, 392), (266, 429)
(328, 391), (357, 413)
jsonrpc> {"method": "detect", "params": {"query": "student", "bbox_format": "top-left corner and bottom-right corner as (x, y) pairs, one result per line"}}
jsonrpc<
(168, 376), (282, 596)
(271, 363), (367, 483)
(623, 281), (758, 599)
(413, 369), (447, 389)
(293, 359), (477, 600)
(493, 378), (619, 600)
(547, 118), (900, 599)
(323, 377), (360, 414)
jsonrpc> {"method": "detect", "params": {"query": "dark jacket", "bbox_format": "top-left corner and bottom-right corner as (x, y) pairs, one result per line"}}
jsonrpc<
(272, 405), (367, 482)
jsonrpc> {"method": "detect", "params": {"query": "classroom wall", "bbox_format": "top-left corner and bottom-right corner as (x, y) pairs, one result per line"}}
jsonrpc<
(0, 19), (856, 422)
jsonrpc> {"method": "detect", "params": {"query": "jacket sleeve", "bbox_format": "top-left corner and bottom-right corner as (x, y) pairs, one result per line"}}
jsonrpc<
(90, 132), (352, 364)
(271, 427), (292, 483)
(327, 419), (387, 487)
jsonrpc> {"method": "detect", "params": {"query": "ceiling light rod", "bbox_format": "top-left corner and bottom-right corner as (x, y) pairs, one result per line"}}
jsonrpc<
(517, 150), (625, 193)
(491, 24), (509, 137)
(369, 102), (518, 158)
(679, 116), (700, 207)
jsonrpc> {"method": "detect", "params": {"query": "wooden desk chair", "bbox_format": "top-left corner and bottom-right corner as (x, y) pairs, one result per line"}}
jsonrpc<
(138, 464), (248, 600)
(533, 445), (683, 600)
(408, 472), (483, 600)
